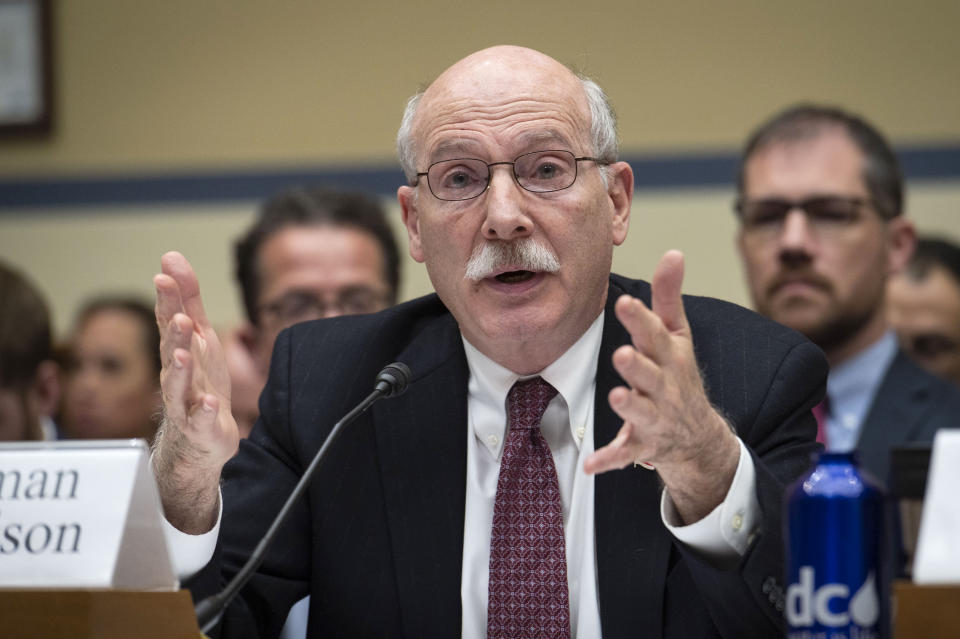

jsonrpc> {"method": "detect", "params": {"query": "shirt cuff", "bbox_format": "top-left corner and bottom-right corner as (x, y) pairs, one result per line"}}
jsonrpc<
(160, 488), (222, 581)
(660, 438), (759, 565)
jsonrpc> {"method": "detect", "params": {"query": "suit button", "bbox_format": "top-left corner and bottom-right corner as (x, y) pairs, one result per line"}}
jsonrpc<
(762, 577), (774, 594)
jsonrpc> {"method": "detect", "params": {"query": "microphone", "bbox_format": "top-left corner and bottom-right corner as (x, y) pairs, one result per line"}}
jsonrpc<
(194, 362), (412, 634)
(374, 362), (411, 397)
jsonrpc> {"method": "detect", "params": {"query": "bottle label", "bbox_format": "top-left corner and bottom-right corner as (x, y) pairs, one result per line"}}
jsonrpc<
(786, 566), (879, 638)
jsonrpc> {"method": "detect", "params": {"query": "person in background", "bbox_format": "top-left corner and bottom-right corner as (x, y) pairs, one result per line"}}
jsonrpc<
(0, 260), (60, 441)
(230, 185), (401, 407)
(887, 236), (960, 387)
(59, 297), (161, 441)
(734, 103), (960, 484)
(222, 326), (265, 439)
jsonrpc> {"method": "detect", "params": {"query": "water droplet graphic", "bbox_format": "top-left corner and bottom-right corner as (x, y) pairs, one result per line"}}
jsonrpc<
(849, 571), (879, 626)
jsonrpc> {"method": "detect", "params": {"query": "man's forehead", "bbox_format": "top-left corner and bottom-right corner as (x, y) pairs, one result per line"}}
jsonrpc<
(750, 127), (864, 169)
(428, 129), (579, 159)
(745, 130), (868, 192)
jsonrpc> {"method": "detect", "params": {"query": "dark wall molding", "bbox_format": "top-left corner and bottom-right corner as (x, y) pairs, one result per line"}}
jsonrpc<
(2, 144), (959, 210)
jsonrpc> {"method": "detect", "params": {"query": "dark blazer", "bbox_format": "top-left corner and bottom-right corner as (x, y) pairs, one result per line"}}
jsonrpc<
(188, 274), (827, 638)
(857, 350), (960, 485)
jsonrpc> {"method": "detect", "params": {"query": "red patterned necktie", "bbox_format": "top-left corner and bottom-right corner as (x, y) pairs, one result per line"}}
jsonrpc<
(487, 377), (571, 639)
(812, 399), (828, 447)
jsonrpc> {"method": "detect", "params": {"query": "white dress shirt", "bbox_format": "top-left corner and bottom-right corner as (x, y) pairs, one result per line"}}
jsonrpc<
(162, 311), (761, 638)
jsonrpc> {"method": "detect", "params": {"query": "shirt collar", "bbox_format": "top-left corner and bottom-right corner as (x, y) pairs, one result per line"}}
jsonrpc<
(462, 311), (605, 448)
(827, 330), (898, 410)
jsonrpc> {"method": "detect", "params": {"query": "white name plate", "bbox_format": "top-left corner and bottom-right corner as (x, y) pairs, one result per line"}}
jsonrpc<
(0, 439), (177, 590)
(913, 429), (960, 584)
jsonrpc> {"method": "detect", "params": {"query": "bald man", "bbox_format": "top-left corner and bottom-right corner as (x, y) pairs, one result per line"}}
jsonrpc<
(153, 46), (825, 637)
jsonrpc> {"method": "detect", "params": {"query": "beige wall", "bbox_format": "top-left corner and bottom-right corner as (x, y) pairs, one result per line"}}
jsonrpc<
(3, 1), (959, 173)
(2, 1), (959, 336)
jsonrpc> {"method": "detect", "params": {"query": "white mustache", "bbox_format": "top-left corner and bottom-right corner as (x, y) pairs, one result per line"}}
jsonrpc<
(464, 239), (560, 281)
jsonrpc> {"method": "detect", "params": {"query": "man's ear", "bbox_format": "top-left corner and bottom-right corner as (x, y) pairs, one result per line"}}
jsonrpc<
(227, 323), (270, 376)
(235, 322), (259, 354)
(31, 359), (61, 419)
(886, 216), (917, 275)
(398, 185), (425, 263)
(607, 161), (634, 246)
(735, 224), (747, 258)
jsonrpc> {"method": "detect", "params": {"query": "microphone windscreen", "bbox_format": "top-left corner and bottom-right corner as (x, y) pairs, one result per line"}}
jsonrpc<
(375, 362), (411, 397)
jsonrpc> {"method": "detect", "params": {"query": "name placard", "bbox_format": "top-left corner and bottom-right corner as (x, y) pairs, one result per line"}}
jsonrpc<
(0, 439), (176, 590)
(914, 429), (960, 583)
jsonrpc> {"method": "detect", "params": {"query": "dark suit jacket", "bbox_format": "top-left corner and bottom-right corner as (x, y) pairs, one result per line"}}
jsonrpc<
(188, 274), (827, 638)
(857, 350), (960, 485)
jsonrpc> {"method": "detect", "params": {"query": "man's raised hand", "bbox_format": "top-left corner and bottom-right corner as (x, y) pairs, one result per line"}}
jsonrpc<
(153, 251), (238, 533)
(584, 250), (740, 524)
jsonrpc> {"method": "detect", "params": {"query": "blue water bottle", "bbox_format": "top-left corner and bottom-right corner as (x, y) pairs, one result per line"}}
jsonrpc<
(785, 452), (886, 639)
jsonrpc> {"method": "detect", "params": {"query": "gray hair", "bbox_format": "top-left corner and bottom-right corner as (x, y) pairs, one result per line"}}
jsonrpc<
(396, 75), (619, 184)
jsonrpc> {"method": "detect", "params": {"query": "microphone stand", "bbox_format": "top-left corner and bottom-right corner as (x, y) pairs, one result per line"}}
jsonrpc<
(194, 363), (410, 634)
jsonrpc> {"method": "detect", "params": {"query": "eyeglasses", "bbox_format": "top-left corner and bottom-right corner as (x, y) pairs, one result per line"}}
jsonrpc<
(906, 334), (960, 361)
(735, 196), (871, 239)
(413, 149), (606, 201)
(258, 289), (390, 326)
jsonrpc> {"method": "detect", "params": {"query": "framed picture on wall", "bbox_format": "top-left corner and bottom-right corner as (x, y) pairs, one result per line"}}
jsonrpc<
(0, 0), (52, 136)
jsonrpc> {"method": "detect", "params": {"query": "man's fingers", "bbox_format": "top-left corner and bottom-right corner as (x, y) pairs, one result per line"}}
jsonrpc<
(651, 250), (689, 334)
(159, 313), (194, 368)
(161, 251), (212, 330)
(614, 295), (672, 362)
(160, 348), (222, 441)
(154, 273), (183, 329)
(612, 345), (664, 397)
(584, 422), (636, 474)
(160, 347), (194, 426)
(608, 382), (658, 427)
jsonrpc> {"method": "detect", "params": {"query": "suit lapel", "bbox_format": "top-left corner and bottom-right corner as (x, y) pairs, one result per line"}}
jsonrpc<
(372, 312), (469, 637)
(594, 280), (672, 638)
(858, 351), (935, 484)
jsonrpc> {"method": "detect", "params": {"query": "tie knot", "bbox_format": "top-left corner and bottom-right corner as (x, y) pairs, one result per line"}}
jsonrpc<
(507, 376), (558, 431)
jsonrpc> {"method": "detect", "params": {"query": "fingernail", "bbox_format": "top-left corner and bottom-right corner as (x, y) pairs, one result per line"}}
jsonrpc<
(173, 354), (183, 369)
(202, 398), (215, 412)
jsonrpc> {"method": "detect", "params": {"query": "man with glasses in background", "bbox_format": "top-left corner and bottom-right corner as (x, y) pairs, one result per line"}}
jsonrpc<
(226, 185), (400, 438)
(155, 47), (828, 637)
(734, 104), (960, 486)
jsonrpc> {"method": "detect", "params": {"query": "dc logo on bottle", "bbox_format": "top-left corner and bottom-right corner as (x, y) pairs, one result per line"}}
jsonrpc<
(786, 566), (879, 636)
